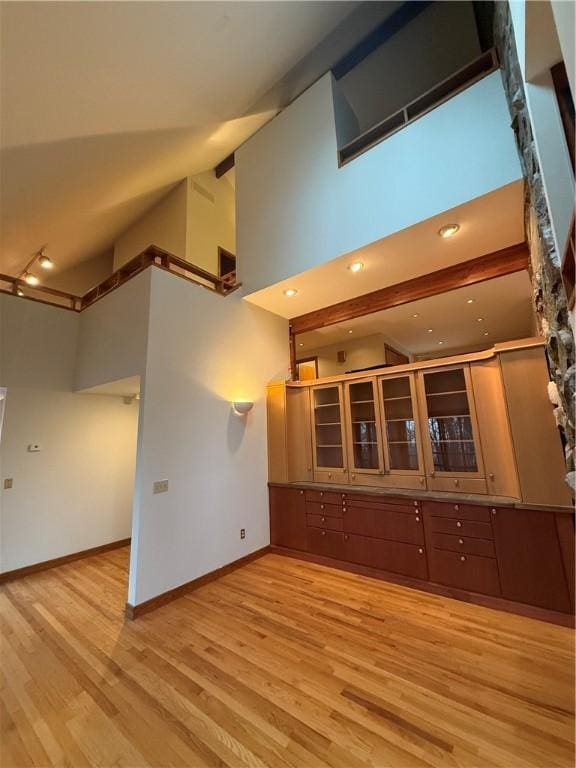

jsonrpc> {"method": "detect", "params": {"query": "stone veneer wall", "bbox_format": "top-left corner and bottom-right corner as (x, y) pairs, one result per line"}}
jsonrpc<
(494, 0), (575, 493)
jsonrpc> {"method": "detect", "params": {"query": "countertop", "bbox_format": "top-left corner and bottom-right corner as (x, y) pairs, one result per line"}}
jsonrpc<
(268, 481), (574, 514)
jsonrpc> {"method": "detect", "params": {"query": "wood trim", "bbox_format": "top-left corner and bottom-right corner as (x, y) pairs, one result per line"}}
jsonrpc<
(290, 243), (530, 334)
(125, 546), (270, 619)
(214, 153), (235, 179)
(270, 546), (574, 628)
(0, 538), (131, 584)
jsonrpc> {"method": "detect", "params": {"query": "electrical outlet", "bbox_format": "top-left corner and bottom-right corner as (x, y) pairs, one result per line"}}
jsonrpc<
(153, 479), (169, 494)
(28, 444), (41, 452)
(3, 478), (13, 490)
(240, 528), (246, 540)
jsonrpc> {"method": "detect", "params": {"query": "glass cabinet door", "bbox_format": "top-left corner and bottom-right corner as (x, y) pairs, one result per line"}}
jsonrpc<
(312, 385), (345, 469)
(346, 379), (382, 473)
(379, 375), (422, 474)
(421, 367), (482, 475)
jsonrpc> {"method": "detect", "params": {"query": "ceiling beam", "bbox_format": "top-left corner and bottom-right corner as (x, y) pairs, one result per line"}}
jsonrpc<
(290, 242), (530, 335)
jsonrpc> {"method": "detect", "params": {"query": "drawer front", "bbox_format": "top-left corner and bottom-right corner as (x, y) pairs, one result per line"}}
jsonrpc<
(307, 528), (344, 560)
(305, 490), (347, 505)
(424, 501), (491, 522)
(346, 497), (421, 513)
(349, 473), (427, 491)
(307, 513), (344, 531)
(345, 505), (424, 545)
(429, 549), (501, 596)
(429, 517), (493, 539)
(306, 501), (344, 518)
(313, 470), (348, 485)
(431, 532), (495, 558)
(427, 477), (488, 495)
(344, 534), (427, 580)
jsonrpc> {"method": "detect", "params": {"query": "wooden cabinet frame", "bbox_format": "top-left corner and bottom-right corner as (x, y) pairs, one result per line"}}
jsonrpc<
(310, 382), (348, 478)
(376, 371), (426, 479)
(416, 364), (486, 484)
(343, 377), (386, 481)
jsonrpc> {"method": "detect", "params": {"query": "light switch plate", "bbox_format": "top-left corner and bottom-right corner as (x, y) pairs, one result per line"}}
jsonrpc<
(153, 479), (169, 494)
(4, 478), (13, 489)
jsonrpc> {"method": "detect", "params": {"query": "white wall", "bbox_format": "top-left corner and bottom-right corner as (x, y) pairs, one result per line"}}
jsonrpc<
(128, 268), (288, 605)
(113, 181), (187, 270)
(186, 172), (236, 275)
(0, 293), (139, 572)
(75, 268), (151, 391)
(1, 389), (138, 572)
(509, 0), (574, 256)
(237, 71), (522, 295)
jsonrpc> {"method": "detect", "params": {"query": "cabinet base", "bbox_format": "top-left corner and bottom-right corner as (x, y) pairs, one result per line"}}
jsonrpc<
(270, 546), (575, 628)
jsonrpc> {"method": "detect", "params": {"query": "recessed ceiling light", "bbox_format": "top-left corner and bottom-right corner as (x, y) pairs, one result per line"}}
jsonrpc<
(483, 331), (490, 336)
(476, 317), (484, 322)
(38, 251), (54, 269)
(348, 261), (364, 273)
(24, 272), (40, 286)
(467, 298), (474, 304)
(348, 330), (353, 334)
(438, 224), (460, 239)
(283, 288), (298, 297)
(298, 342), (304, 347)
(438, 340), (445, 345)
(412, 313), (420, 318)
(427, 328), (433, 333)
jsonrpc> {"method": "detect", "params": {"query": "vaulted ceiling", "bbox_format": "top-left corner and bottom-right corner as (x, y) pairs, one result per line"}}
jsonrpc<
(0, 1), (359, 276)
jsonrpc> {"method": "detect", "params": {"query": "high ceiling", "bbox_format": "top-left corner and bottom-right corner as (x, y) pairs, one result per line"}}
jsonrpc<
(245, 180), (525, 317)
(0, 1), (357, 276)
(297, 271), (535, 357)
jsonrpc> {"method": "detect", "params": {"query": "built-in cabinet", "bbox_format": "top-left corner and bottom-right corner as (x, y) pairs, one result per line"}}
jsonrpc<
(267, 341), (573, 508)
(269, 484), (575, 621)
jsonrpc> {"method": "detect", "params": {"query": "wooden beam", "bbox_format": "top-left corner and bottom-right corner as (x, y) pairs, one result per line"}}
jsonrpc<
(215, 153), (235, 179)
(290, 242), (530, 335)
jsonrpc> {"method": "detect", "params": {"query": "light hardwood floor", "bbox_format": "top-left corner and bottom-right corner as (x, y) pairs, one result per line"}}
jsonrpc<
(1, 547), (574, 768)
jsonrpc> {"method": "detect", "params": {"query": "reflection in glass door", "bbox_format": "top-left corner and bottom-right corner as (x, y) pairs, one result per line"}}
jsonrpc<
(422, 368), (478, 473)
(347, 380), (381, 471)
(380, 376), (420, 472)
(312, 386), (344, 469)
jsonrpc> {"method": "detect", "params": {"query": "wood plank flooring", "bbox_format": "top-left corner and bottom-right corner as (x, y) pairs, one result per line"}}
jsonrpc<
(1, 547), (574, 767)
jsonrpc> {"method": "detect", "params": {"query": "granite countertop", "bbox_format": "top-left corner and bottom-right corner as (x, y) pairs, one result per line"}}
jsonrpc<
(268, 481), (574, 514)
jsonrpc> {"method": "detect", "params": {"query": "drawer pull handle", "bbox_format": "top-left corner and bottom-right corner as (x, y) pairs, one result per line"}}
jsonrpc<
(320, 504), (325, 510)
(415, 517), (420, 523)
(413, 501), (418, 507)
(320, 492), (324, 497)
(418, 548), (424, 554)
(321, 531), (326, 536)
(300, 490), (304, 495)
(321, 517), (326, 522)
(344, 534), (349, 541)
(491, 508), (497, 515)
(460, 555), (466, 562)
(489, 473), (495, 481)
(328, 474), (332, 479)
(341, 494), (346, 499)
(459, 538), (464, 545)
(419, 478), (425, 485)
(454, 505), (460, 511)
(454, 479), (460, 487)
(351, 473), (356, 479)
(456, 521), (462, 528)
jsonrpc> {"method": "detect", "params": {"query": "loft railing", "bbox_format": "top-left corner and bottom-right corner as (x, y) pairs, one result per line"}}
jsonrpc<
(338, 48), (499, 166)
(0, 245), (240, 313)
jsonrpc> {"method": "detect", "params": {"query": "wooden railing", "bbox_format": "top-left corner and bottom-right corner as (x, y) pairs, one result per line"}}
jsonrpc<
(338, 48), (499, 166)
(0, 245), (241, 313)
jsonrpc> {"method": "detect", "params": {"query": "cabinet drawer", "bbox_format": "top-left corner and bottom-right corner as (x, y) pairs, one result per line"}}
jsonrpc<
(346, 496), (421, 513)
(349, 473), (426, 491)
(306, 501), (344, 517)
(313, 470), (348, 485)
(344, 534), (428, 580)
(429, 517), (493, 539)
(307, 513), (344, 531)
(307, 528), (344, 560)
(431, 532), (496, 558)
(429, 549), (501, 596)
(427, 477), (487, 495)
(345, 505), (424, 545)
(305, 490), (347, 504)
(424, 502), (491, 522)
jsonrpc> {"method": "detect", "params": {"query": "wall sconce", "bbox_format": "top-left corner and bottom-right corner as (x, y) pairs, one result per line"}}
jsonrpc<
(232, 401), (254, 416)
